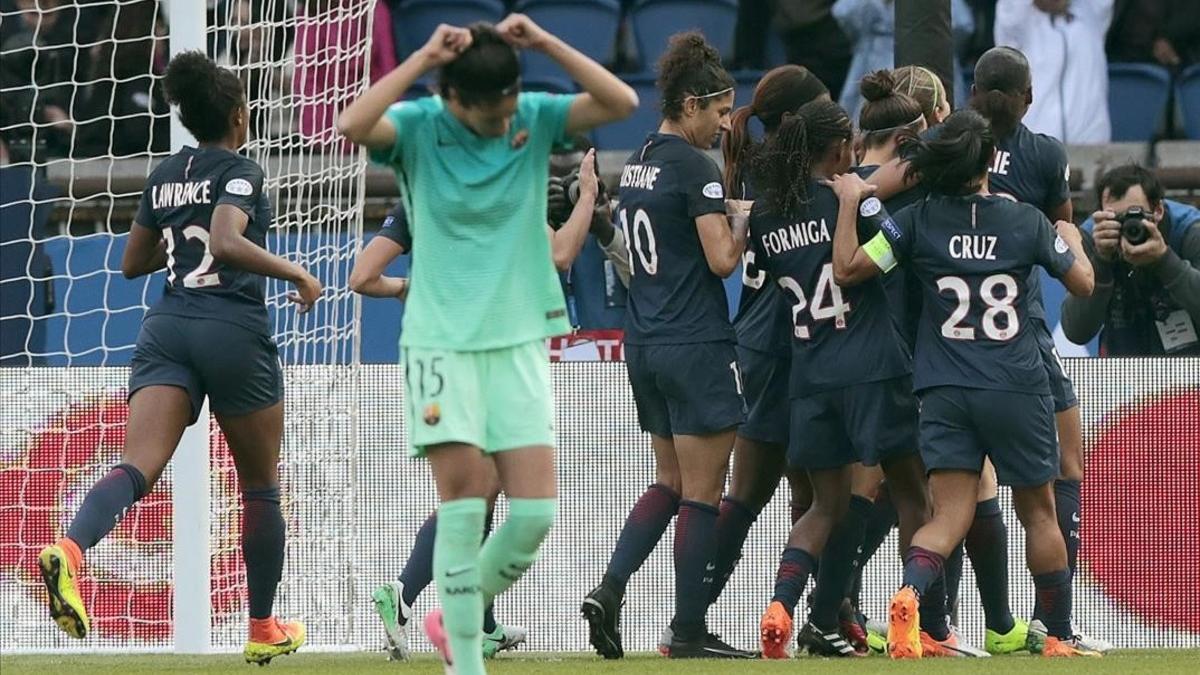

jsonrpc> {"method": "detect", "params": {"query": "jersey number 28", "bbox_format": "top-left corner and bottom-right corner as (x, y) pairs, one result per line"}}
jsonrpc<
(937, 273), (1019, 341)
(164, 225), (221, 289)
(776, 263), (850, 339)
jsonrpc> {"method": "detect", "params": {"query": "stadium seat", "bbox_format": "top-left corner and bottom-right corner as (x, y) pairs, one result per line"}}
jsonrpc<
(516, 0), (621, 89)
(1107, 63), (1171, 142)
(1177, 64), (1200, 140)
(592, 74), (659, 151)
(395, 0), (505, 56)
(628, 0), (738, 72)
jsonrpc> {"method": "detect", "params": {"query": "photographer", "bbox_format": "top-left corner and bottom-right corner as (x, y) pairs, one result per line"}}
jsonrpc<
(1062, 164), (1200, 355)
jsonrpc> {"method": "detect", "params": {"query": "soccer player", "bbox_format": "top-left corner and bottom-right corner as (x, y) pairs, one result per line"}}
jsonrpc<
(581, 32), (754, 660)
(37, 51), (321, 665)
(828, 109), (1099, 659)
(338, 14), (637, 674)
(354, 146), (607, 662)
(747, 99), (929, 659)
(707, 64), (830, 617)
(969, 46), (1110, 654)
(892, 65), (952, 128)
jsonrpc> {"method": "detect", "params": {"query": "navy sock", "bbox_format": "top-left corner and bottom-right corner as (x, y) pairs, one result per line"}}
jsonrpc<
(965, 497), (1014, 633)
(483, 604), (498, 634)
(242, 486), (285, 620)
(901, 545), (944, 596)
(708, 497), (758, 605)
(921, 573), (950, 639)
(771, 547), (817, 618)
(399, 513), (437, 606)
(66, 463), (147, 550)
(848, 487), (898, 606)
(1033, 569), (1073, 638)
(811, 495), (872, 630)
(944, 541), (965, 619)
(1054, 479), (1082, 578)
(671, 500), (719, 641)
(603, 483), (679, 594)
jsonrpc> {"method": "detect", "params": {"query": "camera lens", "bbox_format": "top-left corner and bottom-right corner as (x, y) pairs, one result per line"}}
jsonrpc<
(1120, 208), (1149, 246)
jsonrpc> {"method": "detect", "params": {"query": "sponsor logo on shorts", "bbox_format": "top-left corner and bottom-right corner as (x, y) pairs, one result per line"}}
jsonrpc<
(225, 178), (254, 196)
(702, 181), (724, 199)
(423, 402), (441, 426)
(859, 196), (882, 217)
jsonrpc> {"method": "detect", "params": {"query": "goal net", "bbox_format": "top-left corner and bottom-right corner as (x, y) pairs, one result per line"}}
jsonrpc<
(0, 0), (372, 652)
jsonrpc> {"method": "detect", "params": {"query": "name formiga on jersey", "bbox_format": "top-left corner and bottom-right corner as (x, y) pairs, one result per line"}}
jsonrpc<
(761, 219), (832, 256)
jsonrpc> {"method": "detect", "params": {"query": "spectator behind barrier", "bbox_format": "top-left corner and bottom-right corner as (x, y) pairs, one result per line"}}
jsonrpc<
(994, 0), (1112, 144)
(1107, 0), (1200, 68)
(1062, 164), (1200, 356)
(0, 0), (80, 161)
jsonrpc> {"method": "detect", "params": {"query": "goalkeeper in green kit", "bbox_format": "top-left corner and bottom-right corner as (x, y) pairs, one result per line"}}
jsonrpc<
(337, 13), (636, 675)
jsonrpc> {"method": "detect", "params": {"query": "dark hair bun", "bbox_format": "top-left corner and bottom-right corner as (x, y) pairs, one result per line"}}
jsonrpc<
(860, 70), (897, 104)
(164, 50), (217, 108)
(658, 32), (722, 76)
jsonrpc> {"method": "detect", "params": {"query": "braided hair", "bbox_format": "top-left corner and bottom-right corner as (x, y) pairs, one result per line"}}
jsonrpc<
(751, 99), (852, 216)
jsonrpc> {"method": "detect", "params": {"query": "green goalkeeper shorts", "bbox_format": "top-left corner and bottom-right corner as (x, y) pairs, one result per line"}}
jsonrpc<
(403, 339), (555, 457)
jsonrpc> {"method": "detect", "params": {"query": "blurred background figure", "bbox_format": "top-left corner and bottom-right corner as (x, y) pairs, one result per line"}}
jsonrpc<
(994, 0), (1113, 144)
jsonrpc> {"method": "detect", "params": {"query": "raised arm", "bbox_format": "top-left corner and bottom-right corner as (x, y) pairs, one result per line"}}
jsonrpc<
(829, 173), (883, 286)
(337, 25), (473, 149)
(495, 14), (637, 134)
(549, 149), (599, 272)
(1053, 220), (1095, 297)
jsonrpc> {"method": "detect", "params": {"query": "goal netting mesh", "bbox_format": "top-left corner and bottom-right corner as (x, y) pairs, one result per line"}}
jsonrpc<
(0, 0), (371, 652)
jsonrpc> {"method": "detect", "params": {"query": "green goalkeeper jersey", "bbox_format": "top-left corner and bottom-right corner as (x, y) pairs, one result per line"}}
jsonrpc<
(371, 92), (576, 351)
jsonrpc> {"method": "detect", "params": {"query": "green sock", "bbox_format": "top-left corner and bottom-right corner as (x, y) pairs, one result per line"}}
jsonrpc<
(433, 498), (487, 675)
(478, 498), (556, 607)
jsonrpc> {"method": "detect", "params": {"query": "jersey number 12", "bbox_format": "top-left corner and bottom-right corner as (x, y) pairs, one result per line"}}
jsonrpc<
(164, 225), (221, 289)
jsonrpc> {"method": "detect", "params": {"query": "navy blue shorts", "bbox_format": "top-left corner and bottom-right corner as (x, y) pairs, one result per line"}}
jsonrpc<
(625, 341), (745, 438)
(788, 376), (919, 470)
(918, 386), (1058, 487)
(1032, 319), (1078, 413)
(736, 345), (789, 446)
(129, 314), (283, 424)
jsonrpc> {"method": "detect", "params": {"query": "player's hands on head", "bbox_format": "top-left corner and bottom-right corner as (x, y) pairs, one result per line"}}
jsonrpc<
(825, 172), (877, 204)
(1120, 217), (1168, 267)
(1090, 211), (1122, 262)
(496, 13), (551, 51)
(419, 24), (472, 68)
(288, 271), (323, 314)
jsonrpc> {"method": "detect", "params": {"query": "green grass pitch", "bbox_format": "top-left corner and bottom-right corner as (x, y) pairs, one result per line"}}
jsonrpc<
(4, 650), (1199, 674)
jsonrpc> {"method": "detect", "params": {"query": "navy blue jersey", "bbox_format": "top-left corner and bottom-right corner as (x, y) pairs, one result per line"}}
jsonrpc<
(985, 123), (1069, 323)
(752, 181), (910, 396)
(135, 146), (272, 334)
(732, 180), (791, 355)
(871, 194), (1076, 394)
(618, 133), (733, 345)
(376, 201), (412, 251)
(855, 165), (927, 349)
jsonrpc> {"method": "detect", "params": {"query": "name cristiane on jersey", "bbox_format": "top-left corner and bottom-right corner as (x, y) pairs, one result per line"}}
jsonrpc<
(761, 219), (831, 256)
(620, 164), (661, 191)
(152, 180), (212, 210)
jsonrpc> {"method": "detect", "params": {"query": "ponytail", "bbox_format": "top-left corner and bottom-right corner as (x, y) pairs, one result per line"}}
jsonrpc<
(722, 105), (756, 195)
(901, 109), (994, 195)
(969, 88), (1023, 139)
(751, 100), (851, 216)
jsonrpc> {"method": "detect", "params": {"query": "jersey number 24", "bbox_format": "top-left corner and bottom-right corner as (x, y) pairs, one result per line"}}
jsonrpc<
(776, 263), (850, 339)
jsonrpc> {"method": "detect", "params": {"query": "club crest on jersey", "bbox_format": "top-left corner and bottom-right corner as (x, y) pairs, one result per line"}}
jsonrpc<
(423, 402), (441, 426)
(225, 178), (254, 196)
(511, 129), (529, 149)
(859, 197), (882, 217)
(702, 181), (724, 199)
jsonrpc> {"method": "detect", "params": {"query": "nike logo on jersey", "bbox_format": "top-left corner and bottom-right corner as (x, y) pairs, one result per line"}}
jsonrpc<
(446, 565), (474, 578)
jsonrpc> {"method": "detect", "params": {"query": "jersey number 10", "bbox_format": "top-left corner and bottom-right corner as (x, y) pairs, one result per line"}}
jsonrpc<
(619, 207), (658, 276)
(164, 225), (221, 289)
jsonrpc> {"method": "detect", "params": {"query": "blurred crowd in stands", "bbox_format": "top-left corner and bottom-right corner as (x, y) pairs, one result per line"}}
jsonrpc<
(1, 0), (1198, 165)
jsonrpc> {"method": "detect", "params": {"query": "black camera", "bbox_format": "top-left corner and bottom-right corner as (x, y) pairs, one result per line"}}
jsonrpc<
(1118, 206), (1150, 245)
